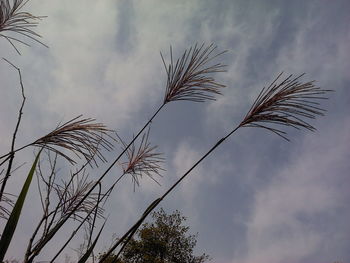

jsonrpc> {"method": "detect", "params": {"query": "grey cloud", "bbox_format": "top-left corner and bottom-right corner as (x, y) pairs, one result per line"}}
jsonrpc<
(115, 0), (137, 55)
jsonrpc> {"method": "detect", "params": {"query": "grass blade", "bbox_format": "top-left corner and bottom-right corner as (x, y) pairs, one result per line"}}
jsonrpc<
(0, 150), (41, 261)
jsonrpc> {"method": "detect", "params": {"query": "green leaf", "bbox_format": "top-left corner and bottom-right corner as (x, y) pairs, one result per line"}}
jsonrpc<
(78, 222), (105, 263)
(0, 150), (41, 262)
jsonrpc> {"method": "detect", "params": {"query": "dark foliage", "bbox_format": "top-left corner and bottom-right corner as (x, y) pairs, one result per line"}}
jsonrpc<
(99, 209), (209, 263)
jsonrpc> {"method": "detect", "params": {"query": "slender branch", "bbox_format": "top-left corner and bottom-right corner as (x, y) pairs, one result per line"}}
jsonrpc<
(25, 152), (58, 261)
(87, 183), (102, 247)
(49, 183), (103, 263)
(0, 58), (26, 202)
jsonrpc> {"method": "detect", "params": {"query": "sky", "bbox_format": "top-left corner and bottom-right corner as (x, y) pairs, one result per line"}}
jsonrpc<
(0, 0), (349, 263)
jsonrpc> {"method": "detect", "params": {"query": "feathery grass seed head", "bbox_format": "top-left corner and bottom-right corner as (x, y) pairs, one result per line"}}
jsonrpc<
(31, 115), (114, 166)
(161, 43), (227, 103)
(54, 171), (104, 222)
(0, 0), (47, 54)
(240, 73), (332, 140)
(117, 128), (164, 189)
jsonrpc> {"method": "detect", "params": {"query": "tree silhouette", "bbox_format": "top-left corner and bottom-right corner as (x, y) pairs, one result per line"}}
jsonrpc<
(99, 209), (209, 263)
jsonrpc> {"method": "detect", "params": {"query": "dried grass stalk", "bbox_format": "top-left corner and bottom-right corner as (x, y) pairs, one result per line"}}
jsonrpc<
(240, 73), (332, 140)
(54, 171), (104, 222)
(117, 128), (164, 188)
(30, 115), (114, 166)
(161, 43), (227, 103)
(0, 0), (47, 54)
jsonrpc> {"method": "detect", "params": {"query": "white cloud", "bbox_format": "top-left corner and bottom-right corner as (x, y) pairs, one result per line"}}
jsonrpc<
(13, 0), (212, 131)
(238, 119), (350, 263)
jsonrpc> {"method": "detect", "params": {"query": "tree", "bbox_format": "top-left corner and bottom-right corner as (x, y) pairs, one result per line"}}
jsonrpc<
(99, 209), (209, 263)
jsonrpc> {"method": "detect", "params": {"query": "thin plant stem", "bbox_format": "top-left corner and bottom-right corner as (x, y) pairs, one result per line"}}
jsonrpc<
(0, 58), (26, 202)
(49, 183), (103, 263)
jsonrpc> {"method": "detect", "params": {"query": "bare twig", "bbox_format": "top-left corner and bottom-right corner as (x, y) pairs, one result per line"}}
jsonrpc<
(0, 58), (25, 202)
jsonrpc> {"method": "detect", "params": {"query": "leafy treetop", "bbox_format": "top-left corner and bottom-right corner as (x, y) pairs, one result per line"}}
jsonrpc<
(99, 208), (210, 263)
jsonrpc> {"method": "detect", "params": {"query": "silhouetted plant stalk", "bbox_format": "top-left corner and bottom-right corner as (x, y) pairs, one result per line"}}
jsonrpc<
(100, 73), (332, 262)
(45, 180), (104, 263)
(48, 182), (104, 263)
(0, 0), (47, 54)
(22, 43), (227, 263)
(0, 59), (25, 205)
(24, 152), (105, 263)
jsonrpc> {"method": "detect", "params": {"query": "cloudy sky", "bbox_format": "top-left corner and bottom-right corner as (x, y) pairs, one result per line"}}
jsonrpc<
(1, 0), (349, 263)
